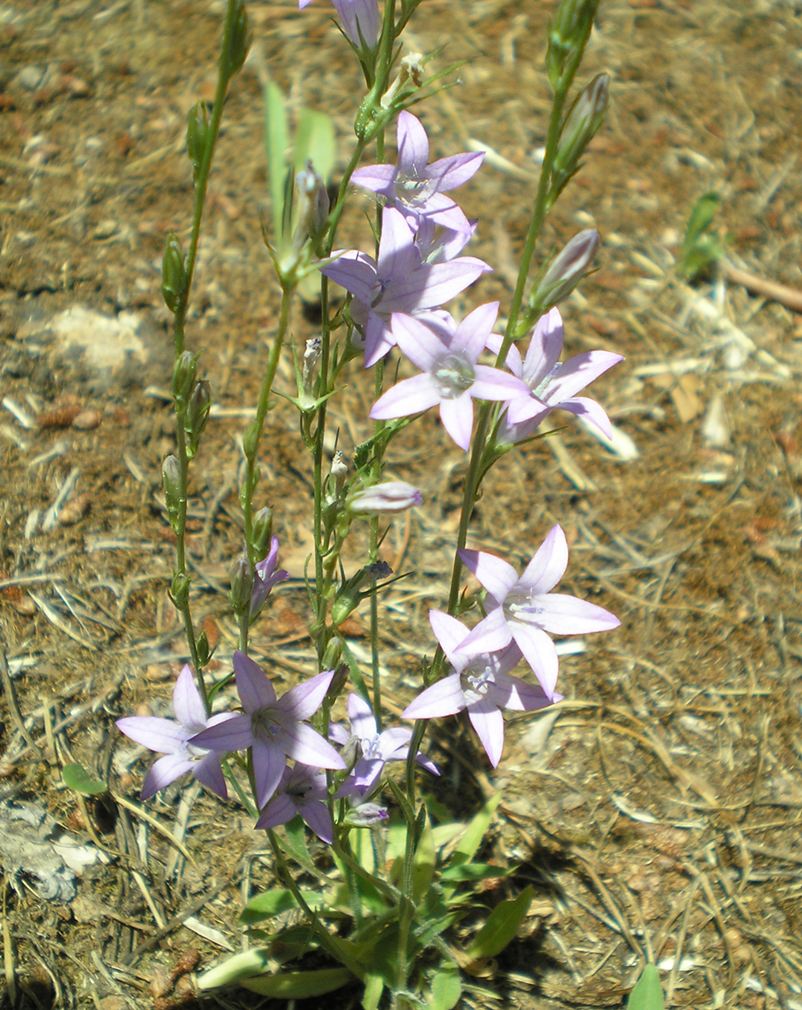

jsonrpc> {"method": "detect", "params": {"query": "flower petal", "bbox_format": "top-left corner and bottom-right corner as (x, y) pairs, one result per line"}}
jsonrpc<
(425, 150), (485, 191)
(522, 307), (564, 385)
(234, 651), (277, 712)
(402, 673), (466, 719)
(190, 713), (253, 752)
(490, 671), (554, 712)
(519, 525), (568, 594)
(378, 726), (413, 760)
(396, 111), (429, 172)
(256, 792), (295, 830)
(392, 312), (449, 371)
(142, 753), (193, 799)
(456, 607), (513, 655)
(459, 549), (518, 603)
(454, 301), (499, 362)
(363, 312), (396, 368)
(347, 693), (378, 739)
(117, 716), (186, 754)
(252, 739), (287, 808)
(322, 250), (377, 303)
(544, 350), (623, 404)
(558, 396), (614, 439)
(279, 668), (335, 721)
(509, 623), (560, 698)
(471, 365), (530, 402)
(439, 394), (474, 451)
(281, 721), (346, 769)
(537, 592), (621, 635)
(301, 801), (334, 844)
(466, 701), (505, 767)
(428, 609), (471, 665)
(370, 373), (441, 419)
(350, 163), (397, 195)
(193, 751), (228, 799)
(172, 664), (206, 730)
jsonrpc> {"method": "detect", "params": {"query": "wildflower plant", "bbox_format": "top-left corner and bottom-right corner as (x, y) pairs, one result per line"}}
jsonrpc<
(114, 0), (624, 1005)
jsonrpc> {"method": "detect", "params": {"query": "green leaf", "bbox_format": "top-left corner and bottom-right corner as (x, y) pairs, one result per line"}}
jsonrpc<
(294, 108), (336, 181)
(441, 861), (511, 884)
(626, 964), (665, 1010)
(464, 885), (534, 961)
(452, 794), (501, 865)
(678, 192), (724, 280)
(412, 812), (437, 902)
(361, 971), (384, 1010)
(241, 887), (319, 925)
(241, 967), (353, 998)
(684, 191), (720, 247)
(430, 962), (462, 1010)
(197, 947), (271, 989)
(264, 80), (289, 240)
(62, 763), (106, 796)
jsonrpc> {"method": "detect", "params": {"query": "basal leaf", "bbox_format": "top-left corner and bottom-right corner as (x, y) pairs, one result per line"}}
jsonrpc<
(452, 794), (500, 865)
(626, 964), (665, 1010)
(241, 887), (317, 924)
(197, 947), (272, 989)
(241, 966), (353, 998)
(430, 962), (462, 1010)
(62, 763), (107, 796)
(464, 885), (534, 961)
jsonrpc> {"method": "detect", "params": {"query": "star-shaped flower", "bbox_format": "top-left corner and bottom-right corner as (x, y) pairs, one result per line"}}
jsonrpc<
(369, 302), (529, 450)
(250, 536), (289, 619)
(351, 111), (484, 233)
(191, 652), (345, 809)
(255, 763), (334, 844)
(458, 525), (620, 699)
(321, 207), (490, 366)
(330, 693), (439, 797)
(489, 308), (622, 443)
(117, 665), (232, 800)
(402, 611), (556, 767)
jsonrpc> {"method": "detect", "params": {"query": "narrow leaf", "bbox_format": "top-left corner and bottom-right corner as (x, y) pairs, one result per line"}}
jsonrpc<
(452, 794), (500, 864)
(264, 80), (289, 239)
(464, 885), (534, 961)
(241, 966), (353, 998)
(430, 962), (462, 1010)
(197, 947), (271, 989)
(241, 887), (318, 924)
(361, 971), (384, 1010)
(626, 964), (665, 1010)
(62, 763), (107, 796)
(294, 108), (336, 181)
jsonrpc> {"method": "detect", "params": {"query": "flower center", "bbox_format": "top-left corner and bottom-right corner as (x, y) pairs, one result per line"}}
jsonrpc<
(433, 353), (474, 398)
(250, 706), (283, 743)
(529, 362), (563, 400)
(361, 734), (383, 760)
(395, 170), (437, 208)
(504, 587), (546, 624)
(459, 659), (496, 705)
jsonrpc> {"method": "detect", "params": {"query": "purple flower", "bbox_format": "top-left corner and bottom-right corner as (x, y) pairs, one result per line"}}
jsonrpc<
(298, 0), (380, 48)
(330, 693), (439, 797)
(255, 763), (334, 844)
(369, 302), (530, 451)
(321, 207), (491, 366)
(349, 480), (423, 514)
(458, 525), (620, 699)
(250, 537), (289, 618)
(116, 665), (232, 800)
(191, 651), (345, 808)
(352, 112), (483, 234)
(489, 308), (622, 443)
(402, 611), (556, 767)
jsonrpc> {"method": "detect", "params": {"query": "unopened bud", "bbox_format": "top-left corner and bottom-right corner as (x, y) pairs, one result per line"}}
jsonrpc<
(331, 451), (349, 490)
(224, 0), (250, 79)
(302, 337), (322, 396)
(229, 555), (254, 615)
(185, 379), (211, 458)
(295, 163), (330, 246)
(325, 662), (348, 702)
(186, 101), (212, 177)
(251, 507), (273, 559)
(322, 638), (345, 670)
(161, 234), (187, 313)
(170, 571), (191, 608)
(195, 631), (211, 666)
(554, 74), (609, 190)
(162, 455), (183, 529)
(547, 0), (599, 88)
(349, 481), (423, 515)
(533, 229), (599, 310)
(344, 799), (389, 827)
(172, 351), (198, 405)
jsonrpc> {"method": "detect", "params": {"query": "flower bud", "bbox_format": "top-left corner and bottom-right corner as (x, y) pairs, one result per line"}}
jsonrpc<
(344, 799), (389, 827)
(162, 454), (183, 529)
(229, 555), (254, 616)
(195, 630), (212, 666)
(186, 101), (212, 177)
(172, 351), (198, 405)
(251, 507), (273, 559)
(533, 229), (599, 310)
(242, 420), (259, 462)
(547, 0), (599, 88)
(295, 162), (330, 246)
(333, 0), (380, 50)
(250, 536), (288, 618)
(224, 0), (250, 79)
(185, 380), (211, 459)
(161, 234), (187, 313)
(553, 73), (609, 191)
(331, 561), (391, 626)
(170, 571), (191, 609)
(349, 481), (423, 515)
(324, 662), (349, 704)
(322, 638), (344, 671)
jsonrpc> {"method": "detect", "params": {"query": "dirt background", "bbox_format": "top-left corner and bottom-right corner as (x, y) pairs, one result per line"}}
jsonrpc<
(1, 0), (801, 1008)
